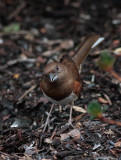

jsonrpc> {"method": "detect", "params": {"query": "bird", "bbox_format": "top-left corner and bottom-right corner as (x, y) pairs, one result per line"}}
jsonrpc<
(40, 34), (104, 132)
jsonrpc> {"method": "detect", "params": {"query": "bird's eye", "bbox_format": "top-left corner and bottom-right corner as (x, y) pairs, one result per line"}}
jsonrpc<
(55, 66), (59, 70)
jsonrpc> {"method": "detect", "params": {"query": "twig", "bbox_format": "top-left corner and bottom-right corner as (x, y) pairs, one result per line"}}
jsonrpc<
(50, 126), (57, 139)
(108, 69), (121, 82)
(0, 58), (37, 70)
(18, 84), (37, 101)
(43, 104), (54, 133)
(0, 151), (13, 158)
(99, 116), (121, 127)
(8, 2), (27, 20)
(56, 125), (69, 136)
(24, 154), (32, 160)
(56, 150), (83, 158)
(103, 93), (112, 105)
(33, 117), (56, 133)
(96, 156), (117, 160)
(32, 39), (63, 45)
(0, 30), (33, 37)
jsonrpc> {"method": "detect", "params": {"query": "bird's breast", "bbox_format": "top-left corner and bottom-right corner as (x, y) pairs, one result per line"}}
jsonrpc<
(43, 91), (77, 105)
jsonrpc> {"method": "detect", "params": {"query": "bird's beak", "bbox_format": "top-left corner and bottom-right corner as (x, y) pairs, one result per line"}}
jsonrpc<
(49, 73), (58, 82)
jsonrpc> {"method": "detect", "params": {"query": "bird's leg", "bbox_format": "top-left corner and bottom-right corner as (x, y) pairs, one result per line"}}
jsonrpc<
(68, 104), (73, 125)
(66, 102), (74, 127)
(43, 103), (54, 133)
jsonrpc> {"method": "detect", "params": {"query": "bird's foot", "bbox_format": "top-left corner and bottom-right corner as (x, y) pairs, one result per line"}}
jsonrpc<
(65, 104), (75, 128)
(66, 119), (74, 128)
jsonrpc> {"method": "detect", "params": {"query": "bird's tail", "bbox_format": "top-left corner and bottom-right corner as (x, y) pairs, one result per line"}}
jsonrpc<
(73, 34), (104, 69)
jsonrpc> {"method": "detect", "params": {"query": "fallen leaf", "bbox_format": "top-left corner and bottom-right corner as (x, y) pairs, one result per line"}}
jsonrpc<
(103, 93), (112, 105)
(3, 23), (20, 33)
(24, 141), (36, 155)
(113, 39), (120, 48)
(93, 143), (101, 150)
(68, 129), (81, 140)
(60, 129), (81, 141)
(60, 133), (70, 141)
(73, 106), (87, 113)
(11, 116), (32, 128)
(115, 140), (121, 147)
(74, 113), (85, 122)
(75, 122), (82, 129)
(104, 129), (114, 135)
(113, 47), (121, 56)
(44, 138), (52, 144)
(98, 97), (108, 104)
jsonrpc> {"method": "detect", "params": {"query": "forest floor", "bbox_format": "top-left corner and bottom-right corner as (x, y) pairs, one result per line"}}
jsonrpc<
(0, 0), (121, 159)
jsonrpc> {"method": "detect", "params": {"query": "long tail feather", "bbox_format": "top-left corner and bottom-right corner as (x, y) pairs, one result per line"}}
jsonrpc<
(73, 34), (104, 69)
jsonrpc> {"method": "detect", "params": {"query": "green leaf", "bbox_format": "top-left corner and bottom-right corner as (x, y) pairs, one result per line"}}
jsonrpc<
(3, 23), (20, 33)
(87, 101), (102, 119)
(98, 50), (115, 71)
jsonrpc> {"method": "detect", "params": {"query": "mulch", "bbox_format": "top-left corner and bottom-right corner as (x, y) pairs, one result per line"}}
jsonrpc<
(0, 0), (121, 159)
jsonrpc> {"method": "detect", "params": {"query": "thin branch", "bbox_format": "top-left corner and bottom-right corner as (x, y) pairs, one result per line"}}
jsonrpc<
(18, 84), (37, 101)
(8, 2), (27, 20)
(99, 116), (121, 127)
(108, 69), (121, 82)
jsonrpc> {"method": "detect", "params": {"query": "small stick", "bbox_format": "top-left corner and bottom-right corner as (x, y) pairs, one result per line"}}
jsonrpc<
(50, 126), (57, 139)
(8, 2), (27, 20)
(99, 116), (121, 127)
(103, 93), (112, 105)
(18, 84), (37, 101)
(43, 103), (54, 133)
(108, 69), (121, 82)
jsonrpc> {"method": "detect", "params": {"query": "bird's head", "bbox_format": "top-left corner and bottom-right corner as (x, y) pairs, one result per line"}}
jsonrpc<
(43, 62), (66, 83)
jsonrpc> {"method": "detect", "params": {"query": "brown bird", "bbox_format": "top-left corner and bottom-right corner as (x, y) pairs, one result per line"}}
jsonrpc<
(40, 34), (104, 132)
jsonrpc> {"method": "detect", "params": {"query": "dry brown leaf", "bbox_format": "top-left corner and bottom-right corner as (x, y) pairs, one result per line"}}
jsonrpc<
(113, 39), (120, 48)
(68, 129), (81, 140)
(103, 93), (112, 105)
(115, 140), (121, 147)
(104, 129), (114, 135)
(98, 97), (108, 104)
(73, 106), (86, 113)
(74, 113), (85, 122)
(75, 122), (82, 129)
(60, 133), (70, 141)
(114, 47), (121, 56)
(44, 138), (52, 144)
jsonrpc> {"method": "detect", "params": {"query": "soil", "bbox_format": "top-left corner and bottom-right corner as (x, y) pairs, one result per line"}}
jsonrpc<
(0, 0), (121, 159)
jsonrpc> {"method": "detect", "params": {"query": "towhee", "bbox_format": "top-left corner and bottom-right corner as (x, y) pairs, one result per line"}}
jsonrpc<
(40, 34), (104, 131)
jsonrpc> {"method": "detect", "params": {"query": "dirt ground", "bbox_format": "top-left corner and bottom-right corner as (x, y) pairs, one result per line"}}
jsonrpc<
(0, 0), (121, 159)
